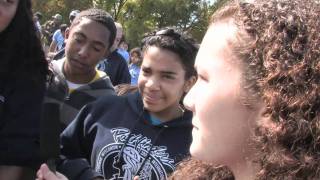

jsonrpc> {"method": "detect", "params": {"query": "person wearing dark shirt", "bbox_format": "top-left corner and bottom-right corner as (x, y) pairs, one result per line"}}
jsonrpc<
(97, 22), (130, 86)
(0, 0), (49, 179)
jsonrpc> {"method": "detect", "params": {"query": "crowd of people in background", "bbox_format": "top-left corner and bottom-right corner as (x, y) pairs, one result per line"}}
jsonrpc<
(0, 0), (319, 179)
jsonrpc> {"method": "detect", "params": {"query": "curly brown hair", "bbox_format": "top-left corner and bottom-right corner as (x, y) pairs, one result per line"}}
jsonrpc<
(214, 0), (319, 179)
(170, 0), (320, 179)
(169, 158), (234, 180)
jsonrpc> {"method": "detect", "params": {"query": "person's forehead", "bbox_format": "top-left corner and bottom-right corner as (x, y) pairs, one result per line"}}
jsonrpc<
(131, 52), (139, 56)
(73, 18), (110, 46)
(143, 47), (182, 66)
(76, 18), (108, 31)
(195, 21), (239, 73)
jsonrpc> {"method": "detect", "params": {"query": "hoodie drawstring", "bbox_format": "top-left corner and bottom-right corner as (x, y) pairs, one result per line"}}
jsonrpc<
(115, 109), (144, 167)
(114, 107), (171, 179)
(134, 125), (168, 177)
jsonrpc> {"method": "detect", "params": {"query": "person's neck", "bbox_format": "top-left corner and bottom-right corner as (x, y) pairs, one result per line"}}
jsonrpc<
(149, 103), (184, 123)
(231, 106), (263, 180)
(230, 156), (258, 180)
(63, 63), (96, 84)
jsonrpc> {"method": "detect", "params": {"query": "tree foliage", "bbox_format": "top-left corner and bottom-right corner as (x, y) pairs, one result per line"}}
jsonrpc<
(32, 0), (229, 48)
(32, 0), (93, 24)
(93, 0), (129, 21)
(120, 0), (217, 47)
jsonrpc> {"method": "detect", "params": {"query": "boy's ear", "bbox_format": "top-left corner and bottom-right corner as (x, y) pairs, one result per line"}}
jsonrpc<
(184, 75), (197, 93)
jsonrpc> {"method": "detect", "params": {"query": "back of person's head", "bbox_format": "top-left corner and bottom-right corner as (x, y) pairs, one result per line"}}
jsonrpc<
(0, 0), (48, 82)
(34, 11), (42, 20)
(69, 9), (80, 22)
(59, 24), (68, 33)
(209, 0), (320, 178)
(141, 28), (198, 80)
(110, 22), (123, 52)
(115, 22), (123, 34)
(71, 8), (116, 49)
(52, 13), (62, 23)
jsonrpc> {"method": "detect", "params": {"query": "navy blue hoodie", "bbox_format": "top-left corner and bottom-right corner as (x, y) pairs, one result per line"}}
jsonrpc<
(58, 92), (193, 180)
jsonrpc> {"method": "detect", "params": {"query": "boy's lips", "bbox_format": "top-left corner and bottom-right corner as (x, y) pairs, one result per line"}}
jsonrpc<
(70, 58), (87, 69)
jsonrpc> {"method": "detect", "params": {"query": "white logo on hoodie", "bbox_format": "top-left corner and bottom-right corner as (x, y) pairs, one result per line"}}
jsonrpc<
(95, 128), (175, 180)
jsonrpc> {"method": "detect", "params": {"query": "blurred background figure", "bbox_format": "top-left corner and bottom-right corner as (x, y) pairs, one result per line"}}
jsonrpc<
(97, 22), (131, 86)
(33, 11), (42, 38)
(69, 10), (80, 24)
(117, 38), (130, 64)
(48, 24), (67, 53)
(47, 23), (68, 60)
(48, 10), (80, 61)
(128, 47), (142, 85)
(42, 13), (63, 52)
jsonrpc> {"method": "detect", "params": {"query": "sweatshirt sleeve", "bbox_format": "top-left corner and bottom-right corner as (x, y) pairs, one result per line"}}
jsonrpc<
(57, 104), (103, 180)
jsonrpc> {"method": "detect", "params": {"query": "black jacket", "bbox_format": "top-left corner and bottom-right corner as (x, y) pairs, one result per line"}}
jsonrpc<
(97, 50), (131, 86)
(0, 75), (46, 168)
(58, 92), (193, 180)
(45, 59), (115, 130)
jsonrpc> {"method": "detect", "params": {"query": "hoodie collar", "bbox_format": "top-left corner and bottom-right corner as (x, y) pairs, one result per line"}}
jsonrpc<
(50, 58), (113, 91)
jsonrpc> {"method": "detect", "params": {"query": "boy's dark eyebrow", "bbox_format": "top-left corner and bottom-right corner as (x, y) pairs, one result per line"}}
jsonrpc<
(73, 32), (86, 39)
(73, 32), (106, 48)
(142, 66), (177, 75)
(160, 71), (177, 75)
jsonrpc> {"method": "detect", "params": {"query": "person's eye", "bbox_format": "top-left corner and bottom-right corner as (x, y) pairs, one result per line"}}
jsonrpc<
(94, 48), (101, 52)
(142, 68), (151, 75)
(73, 37), (83, 43)
(93, 46), (103, 52)
(162, 74), (174, 80)
(1, 0), (14, 4)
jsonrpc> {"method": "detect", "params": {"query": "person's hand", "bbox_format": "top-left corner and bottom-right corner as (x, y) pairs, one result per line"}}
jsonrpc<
(133, 176), (140, 180)
(36, 164), (68, 180)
